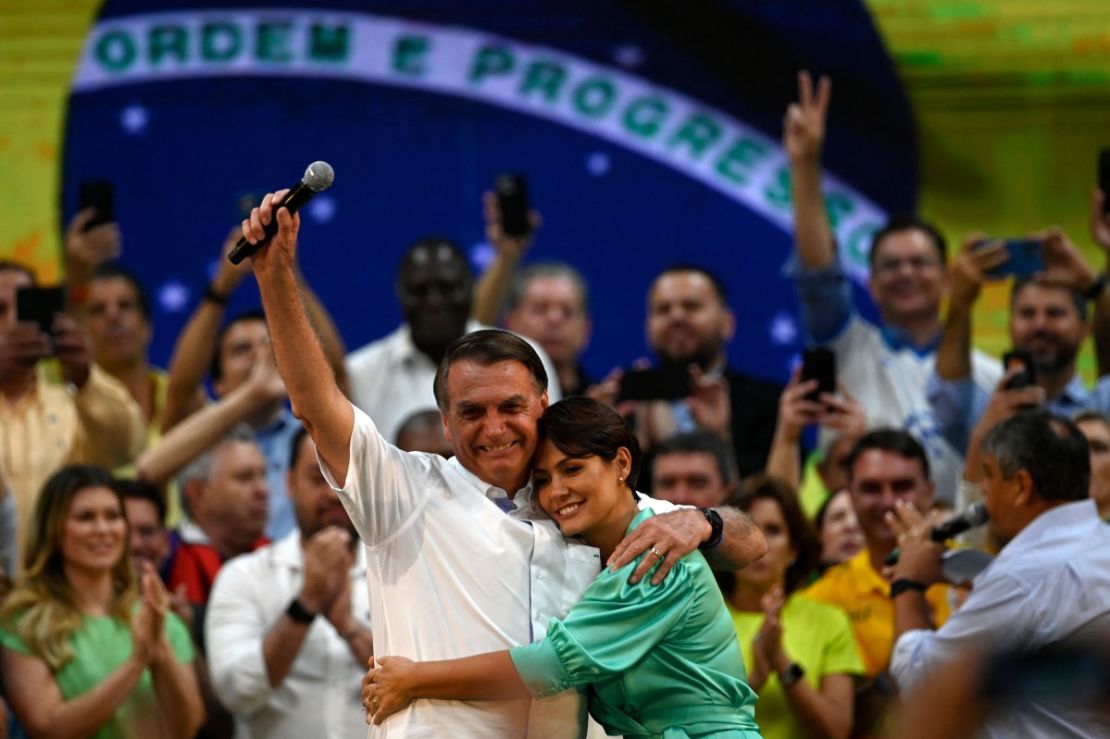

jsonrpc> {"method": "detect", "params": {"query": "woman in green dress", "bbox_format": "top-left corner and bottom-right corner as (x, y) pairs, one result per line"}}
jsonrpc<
(0, 465), (204, 739)
(364, 396), (762, 738)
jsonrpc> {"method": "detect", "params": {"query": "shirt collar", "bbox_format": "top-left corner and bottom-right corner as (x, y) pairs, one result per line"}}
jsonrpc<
(446, 455), (532, 508)
(1050, 374), (1088, 406)
(253, 407), (296, 438)
(991, 500), (1099, 568)
(880, 324), (940, 357)
(848, 548), (891, 596)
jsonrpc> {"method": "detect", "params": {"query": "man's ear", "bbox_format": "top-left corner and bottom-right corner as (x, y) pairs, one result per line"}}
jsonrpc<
(182, 479), (203, 516)
(1013, 468), (1036, 508)
(539, 390), (550, 412)
(441, 411), (453, 444)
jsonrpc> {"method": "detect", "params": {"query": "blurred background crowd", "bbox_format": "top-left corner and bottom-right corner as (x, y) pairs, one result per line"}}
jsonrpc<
(1, 1), (1109, 738)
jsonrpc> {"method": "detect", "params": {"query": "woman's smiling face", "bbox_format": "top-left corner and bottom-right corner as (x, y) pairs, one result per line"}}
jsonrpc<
(533, 439), (631, 539)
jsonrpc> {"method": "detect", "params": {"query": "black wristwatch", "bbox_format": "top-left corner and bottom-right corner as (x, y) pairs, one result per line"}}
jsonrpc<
(779, 662), (805, 689)
(890, 578), (927, 598)
(1085, 274), (1108, 301)
(698, 507), (724, 550)
(286, 598), (317, 624)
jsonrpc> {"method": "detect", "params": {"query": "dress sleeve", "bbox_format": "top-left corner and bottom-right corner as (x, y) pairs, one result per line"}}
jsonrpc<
(509, 557), (692, 697)
(0, 622), (30, 655)
(164, 611), (195, 664)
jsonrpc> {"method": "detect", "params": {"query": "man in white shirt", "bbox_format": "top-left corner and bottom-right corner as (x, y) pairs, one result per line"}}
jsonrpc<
(207, 426), (373, 739)
(242, 189), (766, 738)
(888, 409), (1110, 738)
(346, 236), (561, 443)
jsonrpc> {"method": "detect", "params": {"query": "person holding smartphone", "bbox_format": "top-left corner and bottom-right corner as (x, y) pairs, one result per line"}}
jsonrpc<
(782, 71), (1000, 507)
(0, 262), (144, 570)
(928, 222), (1110, 478)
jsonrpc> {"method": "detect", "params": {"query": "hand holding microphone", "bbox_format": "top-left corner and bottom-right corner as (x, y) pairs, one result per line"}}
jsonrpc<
(885, 502), (989, 567)
(230, 161), (335, 265)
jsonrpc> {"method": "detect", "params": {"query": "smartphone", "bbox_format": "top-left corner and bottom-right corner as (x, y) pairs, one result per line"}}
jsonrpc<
(1099, 148), (1110, 213)
(1002, 349), (1036, 389)
(494, 173), (531, 237)
(977, 239), (1044, 279)
(617, 366), (693, 402)
(16, 285), (66, 336)
(78, 180), (115, 230)
(801, 348), (836, 403)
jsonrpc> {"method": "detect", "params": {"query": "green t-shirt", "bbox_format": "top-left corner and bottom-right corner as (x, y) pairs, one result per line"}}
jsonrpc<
(0, 609), (194, 739)
(511, 508), (762, 739)
(729, 595), (864, 739)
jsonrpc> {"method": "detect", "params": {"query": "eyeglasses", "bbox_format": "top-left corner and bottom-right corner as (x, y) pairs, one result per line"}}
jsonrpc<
(872, 256), (942, 275)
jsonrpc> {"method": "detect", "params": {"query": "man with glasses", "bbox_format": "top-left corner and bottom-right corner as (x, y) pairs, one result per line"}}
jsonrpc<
(782, 71), (999, 503)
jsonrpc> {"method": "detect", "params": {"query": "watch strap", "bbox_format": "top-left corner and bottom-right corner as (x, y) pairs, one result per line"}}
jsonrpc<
(1085, 274), (1108, 301)
(286, 598), (317, 624)
(698, 507), (724, 550)
(890, 578), (927, 598)
(779, 662), (805, 688)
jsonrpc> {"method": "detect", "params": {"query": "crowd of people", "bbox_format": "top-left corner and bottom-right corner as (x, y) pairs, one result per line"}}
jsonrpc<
(0, 71), (1107, 738)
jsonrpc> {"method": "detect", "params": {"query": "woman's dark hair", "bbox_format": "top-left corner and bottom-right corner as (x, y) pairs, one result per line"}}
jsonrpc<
(734, 475), (820, 594)
(537, 397), (641, 493)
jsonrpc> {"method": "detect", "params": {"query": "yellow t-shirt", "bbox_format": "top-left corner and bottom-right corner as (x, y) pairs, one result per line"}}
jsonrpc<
(803, 549), (951, 676)
(729, 595), (864, 739)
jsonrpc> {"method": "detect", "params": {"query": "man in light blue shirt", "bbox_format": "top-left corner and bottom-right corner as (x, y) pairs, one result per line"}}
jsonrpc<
(926, 228), (1110, 455)
(888, 409), (1110, 738)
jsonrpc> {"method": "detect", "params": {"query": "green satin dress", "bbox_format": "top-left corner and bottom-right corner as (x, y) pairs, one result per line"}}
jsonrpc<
(511, 508), (762, 738)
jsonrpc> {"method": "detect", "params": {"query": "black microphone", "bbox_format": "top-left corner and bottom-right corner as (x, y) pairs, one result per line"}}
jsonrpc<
(930, 502), (989, 541)
(227, 161), (335, 265)
(884, 502), (989, 566)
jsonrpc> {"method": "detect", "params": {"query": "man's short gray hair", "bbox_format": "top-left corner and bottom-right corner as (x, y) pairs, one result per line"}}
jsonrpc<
(505, 261), (590, 314)
(178, 424), (257, 488)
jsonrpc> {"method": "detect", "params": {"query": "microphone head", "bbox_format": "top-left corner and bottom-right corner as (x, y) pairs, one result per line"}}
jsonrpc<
(302, 161), (335, 192)
(965, 502), (989, 527)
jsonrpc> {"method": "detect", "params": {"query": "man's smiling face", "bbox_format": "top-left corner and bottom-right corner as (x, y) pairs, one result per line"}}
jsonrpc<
(441, 358), (548, 493)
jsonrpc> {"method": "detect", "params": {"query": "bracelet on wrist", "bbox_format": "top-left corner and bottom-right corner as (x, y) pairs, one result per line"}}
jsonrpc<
(1084, 273), (1107, 301)
(286, 598), (317, 624)
(890, 578), (927, 598)
(698, 508), (725, 550)
(202, 283), (230, 306)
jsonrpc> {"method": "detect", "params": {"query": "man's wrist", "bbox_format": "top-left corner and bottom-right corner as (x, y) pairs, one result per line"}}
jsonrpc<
(288, 595), (320, 622)
(890, 578), (928, 598)
(698, 508), (724, 550)
(1084, 273), (1107, 301)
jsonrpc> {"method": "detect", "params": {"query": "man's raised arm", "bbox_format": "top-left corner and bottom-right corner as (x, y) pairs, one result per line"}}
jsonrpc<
(786, 71), (835, 270)
(243, 190), (353, 483)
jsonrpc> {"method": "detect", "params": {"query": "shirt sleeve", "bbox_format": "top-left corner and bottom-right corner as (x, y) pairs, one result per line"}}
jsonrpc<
(317, 403), (441, 547)
(925, 372), (989, 454)
(509, 556), (692, 697)
(891, 572), (1029, 694)
(71, 364), (146, 468)
(783, 255), (854, 344)
(204, 556), (275, 716)
(820, 605), (866, 677)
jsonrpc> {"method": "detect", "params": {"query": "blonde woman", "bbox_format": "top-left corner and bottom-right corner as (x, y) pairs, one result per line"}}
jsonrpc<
(0, 465), (203, 739)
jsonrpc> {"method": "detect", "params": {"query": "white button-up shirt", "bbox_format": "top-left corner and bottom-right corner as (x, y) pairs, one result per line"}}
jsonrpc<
(321, 405), (674, 738)
(346, 321), (562, 445)
(892, 500), (1110, 738)
(205, 531), (372, 739)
